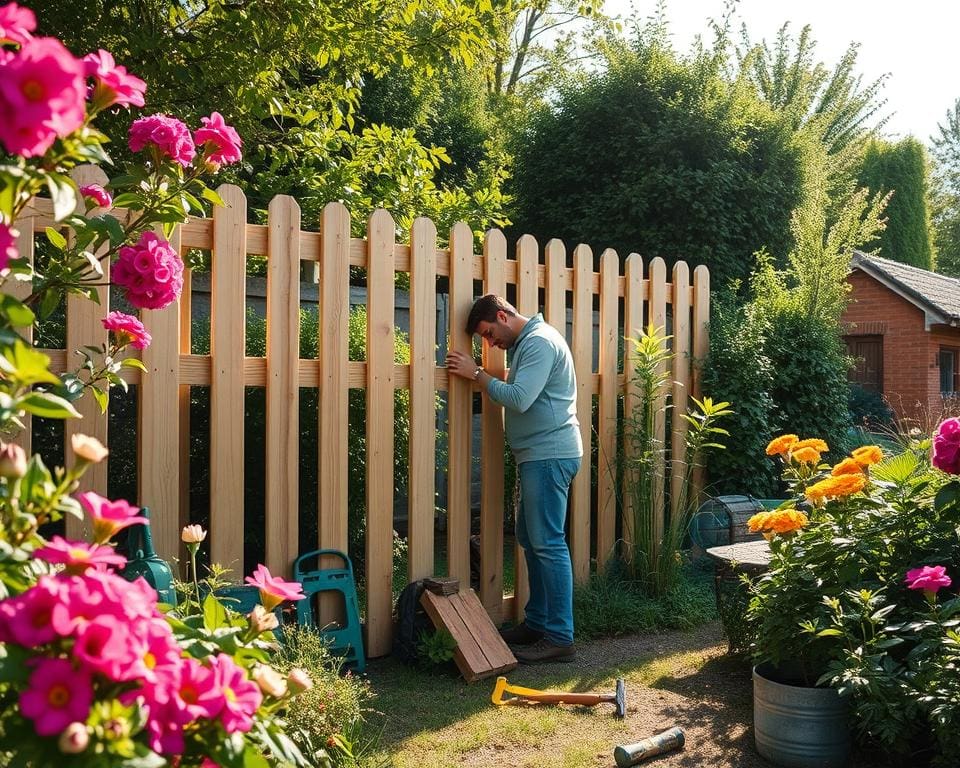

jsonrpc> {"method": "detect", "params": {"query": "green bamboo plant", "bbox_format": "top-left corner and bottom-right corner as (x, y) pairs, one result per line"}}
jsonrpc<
(621, 325), (732, 595)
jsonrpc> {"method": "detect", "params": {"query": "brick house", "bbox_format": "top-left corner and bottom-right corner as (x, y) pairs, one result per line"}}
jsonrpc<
(842, 252), (960, 421)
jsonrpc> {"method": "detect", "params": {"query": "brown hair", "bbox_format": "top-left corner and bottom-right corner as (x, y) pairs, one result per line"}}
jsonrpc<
(466, 294), (516, 335)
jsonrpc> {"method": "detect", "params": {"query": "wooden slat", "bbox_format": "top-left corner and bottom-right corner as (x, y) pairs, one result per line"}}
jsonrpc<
(691, 264), (711, 507)
(453, 588), (517, 671)
(319, 203), (351, 557)
(670, 261), (691, 533)
(65, 165), (110, 540)
(408, 217), (437, 582)
(570, 245), (593, 582)
(10, 220), (34, 456)
(209, 184), (247, 573)
(364, 209), (395, 658)
(178, 268), (192, 564)
(139, 224), (181, 563)
(622, 253), (644, 560)
(446, 223), (473, 586)
(648, 257), (668, 561)
(265, 196), (300, 576)
(544, 239), (566, 332)
(597, 249), (618, 569)
(480, 230), (506, 619)
(512, 235), (539, 622)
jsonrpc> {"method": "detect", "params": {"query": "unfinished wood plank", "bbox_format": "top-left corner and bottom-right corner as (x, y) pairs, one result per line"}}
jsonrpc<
(621, 253), (644, 560)
(512, 234), (539, 622)
(648, 257), (668, 561)
(452, 588), (517, 672)
(597, 249), (618, 569)
(691, 264), (711, 507)
(65, 165), (110, 541)
(670, 260), (691, 533)
(139, 224), (181, 563)
(420, 590), (490, 682)
(265, 195), (301, 577)
(570, 245), (592, 582)
(178, 268), (192, 569)
(210, 184), (247, 573)
(446, 222), (473, 586)
(480, 229), (506, 619)
(408, 217), (437, 582)
(11, 219), (34, 457)
(365, 209), (396, 658)
(544, 239), (566, 333)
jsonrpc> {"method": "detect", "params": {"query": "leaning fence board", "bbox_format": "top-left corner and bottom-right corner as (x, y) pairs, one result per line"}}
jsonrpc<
(65, 165), (110, 541)
(480, 230), (506, 619)
(265, 196), (301, 577)
(446, 223), (473, 586)
(621, 253), (644, 557)
(569, 245), (593, 581)
(139, 224), (182, 563)
(210, 184), (247, 572)
(408, 217), (438, 582)
(420, 588), (517, 682)
(670, 261), (691, 530)
(11, 220), (34, 457)
(597, 249), (619, 569)
(365, 210), (396, 658)
(512, 235), (539, 621)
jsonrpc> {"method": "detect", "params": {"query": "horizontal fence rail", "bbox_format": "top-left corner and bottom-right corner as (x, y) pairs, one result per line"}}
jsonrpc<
(16, 180), (710, 657)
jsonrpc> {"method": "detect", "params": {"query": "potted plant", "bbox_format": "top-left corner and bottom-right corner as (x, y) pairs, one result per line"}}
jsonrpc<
(748, 431), (960, 767)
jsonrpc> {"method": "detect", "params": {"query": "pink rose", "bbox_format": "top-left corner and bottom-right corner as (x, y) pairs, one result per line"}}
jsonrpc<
(0, 222), (17, 271)
(932, 417), (960, 474)
(905, 565), (952, 596)
(128, 114), (196, 167)
(112, 231), (184, 310)
(78, 183), (112, 209)
(0, 36), (86, 157)
(0, 2), (35, 45)
(83, 49), (146, 109)
(194, 111), (242, 169)
(102, 310), (152, 349)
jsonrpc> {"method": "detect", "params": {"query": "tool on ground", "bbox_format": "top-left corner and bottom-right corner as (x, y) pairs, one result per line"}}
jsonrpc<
(491, 676), (626, 718)
(614, 726), (686, 766)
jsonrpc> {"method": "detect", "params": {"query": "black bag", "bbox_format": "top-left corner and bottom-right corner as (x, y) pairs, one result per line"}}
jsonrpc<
(392, 580), (433, 665)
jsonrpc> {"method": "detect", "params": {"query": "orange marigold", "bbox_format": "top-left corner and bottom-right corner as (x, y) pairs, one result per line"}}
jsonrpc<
(747, 511), (773, 533)
(805, 473), (867, 503)
(852, 445), (883, 467)
(792, 446), (821, 465)
(766, 434), (799, 456)
(793, 438), (829, 453)
(769, 509), (809, 534)
(831, 458), (864, 477)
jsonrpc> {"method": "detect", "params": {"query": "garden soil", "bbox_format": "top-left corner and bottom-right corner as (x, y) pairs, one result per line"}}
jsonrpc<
(369, 621), (881, 767)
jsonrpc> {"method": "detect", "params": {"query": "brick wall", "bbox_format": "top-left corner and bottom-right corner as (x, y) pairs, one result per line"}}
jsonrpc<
(841, 270), (960, 423)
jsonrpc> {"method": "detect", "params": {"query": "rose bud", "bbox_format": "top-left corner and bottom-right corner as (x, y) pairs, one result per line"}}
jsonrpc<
(252, 664), (288, 698)
(58, 722), (89, 754)
(181, 524), (207, 544)
(287, 667), (313, 694)
(248, 604), (279, 633)
(0, 442), (27, 478)
(71, 433), (109, 464)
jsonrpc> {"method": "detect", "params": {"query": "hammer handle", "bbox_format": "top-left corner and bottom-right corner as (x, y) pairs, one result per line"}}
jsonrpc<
(512, 692), (613, 706)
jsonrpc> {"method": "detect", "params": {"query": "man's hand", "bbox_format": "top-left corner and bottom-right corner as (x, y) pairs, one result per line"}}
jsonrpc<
(445, 349), (478, 380)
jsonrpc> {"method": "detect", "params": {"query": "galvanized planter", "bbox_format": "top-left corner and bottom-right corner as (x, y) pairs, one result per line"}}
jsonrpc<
(753, 664), (851, 768)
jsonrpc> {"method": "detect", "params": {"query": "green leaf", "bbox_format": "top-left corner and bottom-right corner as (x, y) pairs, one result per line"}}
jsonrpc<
(19, 390), (82, 419)
(203, 593), (229, 631)
(0, 294), (35, 327)
(7, 340), (60, 385)
(0, 644), (30, 683)
(121, 357), (148, 372)
(201, 186), (226, 207)
(91, 386), (109, 414)
(935, 481), (960, 514)
(44, 226), (67, 250)
(44, 172), (78, 221)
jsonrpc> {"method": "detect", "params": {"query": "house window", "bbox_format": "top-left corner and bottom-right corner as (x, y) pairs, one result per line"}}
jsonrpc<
(940, 349), (958, 394)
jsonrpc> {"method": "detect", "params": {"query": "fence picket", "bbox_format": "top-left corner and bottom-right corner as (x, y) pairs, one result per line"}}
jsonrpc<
(670, 261), (691, 530)
(139, 224), (182, 563)
(265, 196), (301, 576)
(408, 217), (437, 582)
(571, 245), (592, 581)
(622, 253), (644, 558)
(691, 264), (711, 505)
(480, 230), (506, 618)
(210, 184), (247, 572)
(446, 223), (473, 586)
(597, 249), (618, 569)
(648, 257), (668, 560)
(178, 267), (192, 563)
(65, 166), (110, 540)
(544, 239), (566, 332)
(11, 221), (33, 457)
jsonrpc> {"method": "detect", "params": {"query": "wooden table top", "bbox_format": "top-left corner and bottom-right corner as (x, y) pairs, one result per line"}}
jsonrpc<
(705, 539), (772, 572)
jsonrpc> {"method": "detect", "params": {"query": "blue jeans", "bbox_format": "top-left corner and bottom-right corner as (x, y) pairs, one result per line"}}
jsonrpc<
(515, 456), (581, 646)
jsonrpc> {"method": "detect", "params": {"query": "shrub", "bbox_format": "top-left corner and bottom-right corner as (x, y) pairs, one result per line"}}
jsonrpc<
(848, 384), (894, 430)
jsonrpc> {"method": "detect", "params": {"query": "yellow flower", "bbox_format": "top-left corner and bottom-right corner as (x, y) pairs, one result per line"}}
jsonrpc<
(851, 445), (883, 467)
(766, 434), (799, 456)
(793, 438), (829, 453)
(748, 509), (808, 537)
(805, 473), (867, 504)
(748, 511), (773, 533)
(831, 458), (864, 477)
(791, 446), (821, 465)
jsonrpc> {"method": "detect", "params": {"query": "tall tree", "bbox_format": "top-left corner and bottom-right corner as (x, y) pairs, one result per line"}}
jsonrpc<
(931, 98), (960, 276)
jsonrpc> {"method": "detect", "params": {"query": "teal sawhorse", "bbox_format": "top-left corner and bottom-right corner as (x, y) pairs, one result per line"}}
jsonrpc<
(293, 549), (366, 672)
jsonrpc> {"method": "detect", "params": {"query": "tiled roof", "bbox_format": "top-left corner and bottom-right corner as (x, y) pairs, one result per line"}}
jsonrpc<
(851, 251), (960, 324)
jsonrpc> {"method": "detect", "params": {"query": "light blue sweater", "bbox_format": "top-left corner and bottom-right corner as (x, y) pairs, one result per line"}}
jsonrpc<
(485, 314), (583, 465)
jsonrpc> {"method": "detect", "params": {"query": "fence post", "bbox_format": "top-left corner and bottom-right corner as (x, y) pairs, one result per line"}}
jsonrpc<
(596, 249), (619, 570)
(570, 244), (592, 582)
(621, 253), (644, 562)
(10, 218), (34, 458)
(669, 260), (691, 531)
(648, 257), (668, 564)
(691, 264), (711, 506)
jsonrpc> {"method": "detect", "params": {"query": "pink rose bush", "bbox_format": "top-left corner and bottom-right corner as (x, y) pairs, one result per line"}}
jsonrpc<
(102, 310), (152, 350)
(129, 114), (197, 167)
(79, 183), (112, 209)
(905, 564), (952, 598)
(195, 111), (243, 169)
(83, 48), (146, 109)
(932, 416), (960, 474)
(112, 231), (185, 310)
(0, 1), (33, 45)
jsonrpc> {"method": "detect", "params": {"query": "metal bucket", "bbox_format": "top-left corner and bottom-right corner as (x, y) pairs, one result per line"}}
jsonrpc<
(753, 664), (851, 768)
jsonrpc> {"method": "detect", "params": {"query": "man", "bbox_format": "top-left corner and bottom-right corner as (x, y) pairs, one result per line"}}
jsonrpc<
(446, 294), (582, 663)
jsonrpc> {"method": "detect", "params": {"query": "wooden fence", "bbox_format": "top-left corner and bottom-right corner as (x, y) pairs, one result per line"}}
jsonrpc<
(15, 170), (710, 658)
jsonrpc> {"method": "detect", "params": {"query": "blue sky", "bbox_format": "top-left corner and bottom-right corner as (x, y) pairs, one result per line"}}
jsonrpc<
(603, 0), (957, 144)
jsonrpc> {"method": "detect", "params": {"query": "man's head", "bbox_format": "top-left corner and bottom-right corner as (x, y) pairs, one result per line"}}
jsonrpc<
(466, 294), (524, 350)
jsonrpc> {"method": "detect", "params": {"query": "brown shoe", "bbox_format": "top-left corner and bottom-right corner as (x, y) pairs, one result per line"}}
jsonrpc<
(499, 621), (544, 647)
(514, 637), (576, 664)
